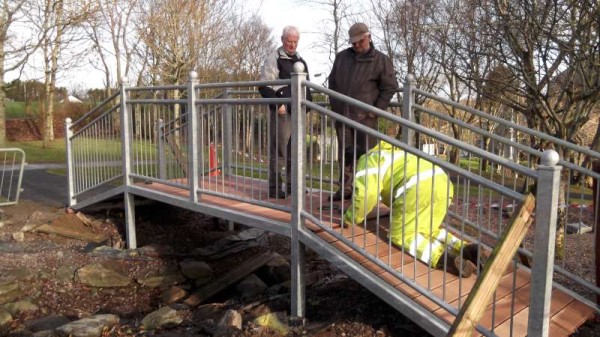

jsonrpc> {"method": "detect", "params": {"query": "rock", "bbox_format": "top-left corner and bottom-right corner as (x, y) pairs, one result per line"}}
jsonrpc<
(161, 286), (187, 304)
(179, 260), (213, 282)
(24, 315), (70, 332)
(0, 306), (12, 328)
(0, 282), (22, 305)
(55, 314), (119, 337)
(137, 244), (176, 258)
(213, 309), (242, 337)
(20, 223), (39, 232)
(0, 221), (4, 229)
(236, 274), (267, 300)
(75, 263), (130, 287)
(55, 265), (78, 282)
(4, 267), (34, 282)
(33, 331), (56, 337)
(3, 300), (39, 315)
(141, 306), (184, 331)
(12, 231), (24, 242)
(137, 272), (186, 288)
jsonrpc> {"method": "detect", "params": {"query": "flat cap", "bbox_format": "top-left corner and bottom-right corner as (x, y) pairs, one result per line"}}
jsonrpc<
(349, 22), (370, 43)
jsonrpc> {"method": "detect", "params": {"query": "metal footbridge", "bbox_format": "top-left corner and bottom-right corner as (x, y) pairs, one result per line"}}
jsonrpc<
(66, 65), (599, 336)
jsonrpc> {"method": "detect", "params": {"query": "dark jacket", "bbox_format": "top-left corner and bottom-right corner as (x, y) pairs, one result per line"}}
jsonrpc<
(328, 44), (398, 120)
(258, 47), (313, 110)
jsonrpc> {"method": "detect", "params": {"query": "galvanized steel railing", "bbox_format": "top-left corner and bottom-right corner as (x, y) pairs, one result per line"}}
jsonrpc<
(0, 148), (26, 206)
(65, 66), (598, 337)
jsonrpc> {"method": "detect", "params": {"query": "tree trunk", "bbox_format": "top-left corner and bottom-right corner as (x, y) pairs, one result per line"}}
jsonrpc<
(0, 39), (6, 146)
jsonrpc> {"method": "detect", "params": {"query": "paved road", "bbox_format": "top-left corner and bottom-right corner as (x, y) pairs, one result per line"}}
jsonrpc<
(20, 164), (68, 207)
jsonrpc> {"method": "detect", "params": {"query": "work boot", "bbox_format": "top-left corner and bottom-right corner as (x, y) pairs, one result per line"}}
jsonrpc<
(439, 250), (476, 278)
(462, 244), (489, 272)
(269, 189), (286, 199)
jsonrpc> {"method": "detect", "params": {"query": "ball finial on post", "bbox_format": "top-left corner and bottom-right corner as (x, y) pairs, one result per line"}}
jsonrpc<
(293, 62), (305, 73)
(540, 149), (560, 166)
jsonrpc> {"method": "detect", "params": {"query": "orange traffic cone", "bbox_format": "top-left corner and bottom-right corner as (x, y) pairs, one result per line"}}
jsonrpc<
(209, 143), (221, 176)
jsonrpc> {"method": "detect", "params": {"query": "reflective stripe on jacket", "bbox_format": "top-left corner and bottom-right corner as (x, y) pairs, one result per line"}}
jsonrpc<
(343, 141), (452, 225)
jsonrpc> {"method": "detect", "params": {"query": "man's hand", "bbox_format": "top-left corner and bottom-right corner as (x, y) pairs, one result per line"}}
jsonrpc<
(278, 105), (286, 115)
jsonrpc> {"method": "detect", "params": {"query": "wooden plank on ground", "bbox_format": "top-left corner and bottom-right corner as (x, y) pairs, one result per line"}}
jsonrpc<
(447, 193), (535, 337)
(184, 251), (273, 307)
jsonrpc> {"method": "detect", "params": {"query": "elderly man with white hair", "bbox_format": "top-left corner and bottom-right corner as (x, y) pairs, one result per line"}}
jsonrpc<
(259, 25), (313, 199)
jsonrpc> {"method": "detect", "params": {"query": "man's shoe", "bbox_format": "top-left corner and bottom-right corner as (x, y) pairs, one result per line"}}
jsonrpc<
(439, 250), (476, 278)
(462, 244), (488, 271)
(330, 189), (352, 201)
(269, 189), (286, 199)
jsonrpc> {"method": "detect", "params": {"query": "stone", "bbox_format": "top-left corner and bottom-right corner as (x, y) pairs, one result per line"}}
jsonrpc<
(55, 314), (119, 337)
(236, 274), (267, 300)
(0, 282), (22, 305)
(3, 300), (39, 315)
(141, 306), (183, 331)
(161, 286), (187, 304)
(55, 265), (78, 282)
(12, 231), (24, 242)
(75, 263), (130, 287)
(213, 309), (242, 337)
(0, 306), (12, 328)
(137, 272), (186, 288)
(179, 260), (213, 281)
(24, 315), (70, 332)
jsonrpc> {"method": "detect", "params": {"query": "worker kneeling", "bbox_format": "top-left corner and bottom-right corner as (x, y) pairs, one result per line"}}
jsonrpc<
(343, 141), (482, 278)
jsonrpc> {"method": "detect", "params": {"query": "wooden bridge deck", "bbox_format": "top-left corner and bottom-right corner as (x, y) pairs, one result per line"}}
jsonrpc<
(134, 174), (594, 336)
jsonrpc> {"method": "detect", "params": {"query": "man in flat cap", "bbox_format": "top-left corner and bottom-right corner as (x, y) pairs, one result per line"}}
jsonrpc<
(328, 22), (399, 201)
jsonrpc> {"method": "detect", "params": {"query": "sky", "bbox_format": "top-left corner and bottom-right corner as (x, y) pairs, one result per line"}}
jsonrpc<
(6, 0), (334, 91)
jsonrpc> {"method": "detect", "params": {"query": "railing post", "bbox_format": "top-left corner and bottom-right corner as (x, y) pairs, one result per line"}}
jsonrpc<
(527, 149), (561, 337)
(402, 74), (416, 146)
(290, 62), (307, 320)
(222, 87), (232, 176)
(65, 118), (75, 206)
(187, 71), (199, 202)
(157, 119), (166, 180)
(120, 77), (137, 249)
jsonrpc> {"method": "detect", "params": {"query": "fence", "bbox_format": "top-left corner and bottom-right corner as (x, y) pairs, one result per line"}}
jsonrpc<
(0, 148), (26, 206)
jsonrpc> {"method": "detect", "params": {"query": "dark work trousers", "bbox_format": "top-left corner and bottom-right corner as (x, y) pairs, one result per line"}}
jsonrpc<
(269, 107), (292, 192)
(334, 116), (379, 194)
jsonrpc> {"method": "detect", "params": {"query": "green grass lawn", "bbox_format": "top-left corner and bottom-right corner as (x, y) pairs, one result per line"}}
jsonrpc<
(7, 139), (66, 164)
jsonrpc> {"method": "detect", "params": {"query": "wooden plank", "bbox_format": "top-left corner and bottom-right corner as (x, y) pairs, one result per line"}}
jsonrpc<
(487, 287), (576, 337)
(184, 251), (273, 307)
(435, 266), (529, 328)
(447, 193), (536, 337)
(549, 294), (595, 337)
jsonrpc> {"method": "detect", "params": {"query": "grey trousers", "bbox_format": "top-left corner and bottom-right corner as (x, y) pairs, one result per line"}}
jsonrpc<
(269, 108), (292, 191)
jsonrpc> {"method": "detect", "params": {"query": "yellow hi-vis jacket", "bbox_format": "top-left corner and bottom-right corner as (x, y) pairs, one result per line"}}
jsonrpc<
(343, 141), (463, 268)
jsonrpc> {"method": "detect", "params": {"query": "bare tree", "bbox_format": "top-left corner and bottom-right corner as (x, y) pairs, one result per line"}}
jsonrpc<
(136, 0), (237, 85)
(220, 15), (275, 81)
(27, 0), (97, 147)
(372, 0), (442, 96)
(0, 0), (45, 145)
(305, 0), (352, 66)
(85, 0), (138, 97)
